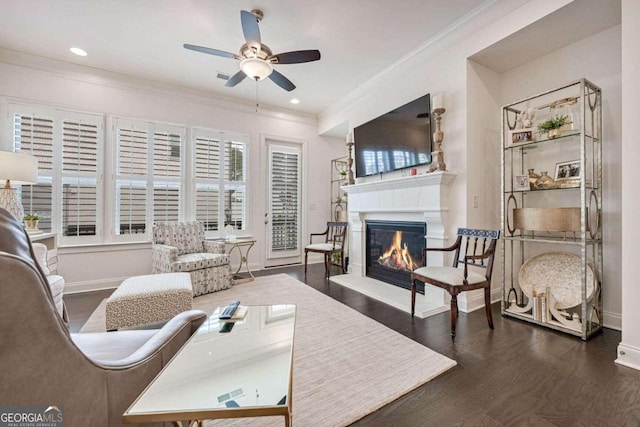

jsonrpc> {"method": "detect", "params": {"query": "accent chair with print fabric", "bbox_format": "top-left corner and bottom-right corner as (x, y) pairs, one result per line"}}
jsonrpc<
(0, 207), (207, 427)
(152, 221), (233, 296)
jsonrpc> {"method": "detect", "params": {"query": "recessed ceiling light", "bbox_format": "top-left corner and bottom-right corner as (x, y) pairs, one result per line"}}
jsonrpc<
(70, 47), (87, 57)
(290, 99), (300, 104)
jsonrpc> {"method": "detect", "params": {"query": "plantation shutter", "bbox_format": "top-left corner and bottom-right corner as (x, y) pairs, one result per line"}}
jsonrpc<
(194, 135), (221, 231)
(13, 114), (54, 232)
(116, 127), (148, 235)
(192, 130), (247, 233)
(270, 148), (301, 253)
(153, 131), (182, 222)
(223, 139), (245, 230)
(61, 120), (100, 237)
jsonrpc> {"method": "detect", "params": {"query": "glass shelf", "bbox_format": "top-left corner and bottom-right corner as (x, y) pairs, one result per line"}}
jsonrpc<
(503, 235), (600, 245)
(503, 130), (598, 151)
(503, 184), (598, 194)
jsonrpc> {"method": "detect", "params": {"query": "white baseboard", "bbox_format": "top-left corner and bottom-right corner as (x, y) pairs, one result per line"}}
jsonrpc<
(616, 343), (640, 371)
(603, 311), (622, 331)
(64, 277), (123, 294)
(457, 287), (501, 313)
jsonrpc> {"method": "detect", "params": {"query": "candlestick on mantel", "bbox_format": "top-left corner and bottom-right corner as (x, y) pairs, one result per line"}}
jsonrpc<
(346, 132), (355, 185)
(432, 93), (443, 111)
(429, 94), (447, 173)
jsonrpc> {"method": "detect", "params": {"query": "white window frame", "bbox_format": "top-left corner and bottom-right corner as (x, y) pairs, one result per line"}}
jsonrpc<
(10, 103), (104, 246)
(191, 127), (248, 237)
(112, 117), (185, 242)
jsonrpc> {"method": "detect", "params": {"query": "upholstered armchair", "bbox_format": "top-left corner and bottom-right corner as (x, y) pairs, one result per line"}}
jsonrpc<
(0, 207), (207, 427)
(31, 242), (67, 320)
(152, 221), (233, 296)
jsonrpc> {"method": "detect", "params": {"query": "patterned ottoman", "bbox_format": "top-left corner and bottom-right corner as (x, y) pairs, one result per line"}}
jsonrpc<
(106, 273), (193, 331)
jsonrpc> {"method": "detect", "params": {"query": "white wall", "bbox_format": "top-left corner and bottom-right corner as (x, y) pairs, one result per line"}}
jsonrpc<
(318, 0), (573, 311)
(465, 60), (502, 309)
(0, 53), (345, 291)
(496, 25), (622, 329)
(617, 0), (640, 370)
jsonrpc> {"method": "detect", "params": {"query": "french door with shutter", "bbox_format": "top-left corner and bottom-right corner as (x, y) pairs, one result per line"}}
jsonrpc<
(266, 140), (302, 263)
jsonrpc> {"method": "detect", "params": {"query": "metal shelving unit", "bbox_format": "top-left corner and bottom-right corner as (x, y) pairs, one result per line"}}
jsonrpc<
(330, 157), (348, 222)
(500, 78), (603, 340)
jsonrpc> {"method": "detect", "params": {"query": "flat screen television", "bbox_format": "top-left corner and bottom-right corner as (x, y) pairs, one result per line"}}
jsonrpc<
(354, 94), (433, 178)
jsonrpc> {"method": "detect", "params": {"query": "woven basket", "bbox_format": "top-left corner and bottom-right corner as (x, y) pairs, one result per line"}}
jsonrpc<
(513, 207), (586, 232)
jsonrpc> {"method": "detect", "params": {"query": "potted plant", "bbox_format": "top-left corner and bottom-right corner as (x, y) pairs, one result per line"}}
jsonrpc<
(23, 213), (41, 230)
(537, 114), (570, 139)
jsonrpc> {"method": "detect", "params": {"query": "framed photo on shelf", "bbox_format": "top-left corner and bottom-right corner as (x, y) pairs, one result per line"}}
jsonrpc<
(513, 175), (530, 191)
(509, 128), (534, 145)
(554, 160), (580, 181)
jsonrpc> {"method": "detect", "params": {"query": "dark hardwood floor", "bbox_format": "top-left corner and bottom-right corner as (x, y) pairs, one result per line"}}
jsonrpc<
(65, 264), (640, 426)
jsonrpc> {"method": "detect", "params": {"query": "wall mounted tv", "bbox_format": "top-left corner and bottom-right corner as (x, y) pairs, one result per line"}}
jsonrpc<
(354, 94), (433, 178)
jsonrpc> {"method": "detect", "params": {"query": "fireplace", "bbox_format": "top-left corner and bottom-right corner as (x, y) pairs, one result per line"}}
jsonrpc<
(366, 220), (426, 291)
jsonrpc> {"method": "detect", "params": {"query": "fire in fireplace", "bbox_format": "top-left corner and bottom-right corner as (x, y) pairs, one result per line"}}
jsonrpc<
(377, 231), (420, 271)
(366, 220), (426, 291)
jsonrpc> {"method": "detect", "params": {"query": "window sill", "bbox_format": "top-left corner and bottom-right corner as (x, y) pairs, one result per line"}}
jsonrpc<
(59, 241), (151, 255)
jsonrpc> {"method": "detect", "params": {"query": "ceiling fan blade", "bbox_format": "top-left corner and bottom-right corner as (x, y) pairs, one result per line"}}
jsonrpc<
(225, 70), (247, 88)
(241, 10), (261, 45)
(184, 44), (238, 59)
(268, 70), (296, 92)
(270, 50), (321, 64)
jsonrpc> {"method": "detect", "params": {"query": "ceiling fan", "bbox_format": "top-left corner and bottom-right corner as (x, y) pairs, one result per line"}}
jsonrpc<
(184, 9), (321, 92)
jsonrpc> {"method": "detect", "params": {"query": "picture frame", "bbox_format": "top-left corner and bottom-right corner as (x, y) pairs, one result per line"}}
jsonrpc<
(554, 160), (581, 181)
(509, 128), (534, 145)
(513, 175), (530, 191)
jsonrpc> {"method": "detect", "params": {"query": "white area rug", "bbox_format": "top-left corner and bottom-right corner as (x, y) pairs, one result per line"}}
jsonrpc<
(81, 273), (456, 426)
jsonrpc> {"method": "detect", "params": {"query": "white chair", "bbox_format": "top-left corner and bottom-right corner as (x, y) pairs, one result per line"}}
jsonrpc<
(32, 242), (67, 320)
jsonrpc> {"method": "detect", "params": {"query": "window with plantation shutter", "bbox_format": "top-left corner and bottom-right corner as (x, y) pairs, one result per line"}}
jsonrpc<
(192, 129), (247, 233)
(116, 126), (148, 235)
(268, 145), (301, 256)
(114, 119), (184, 240)
(153, 131), (181, 222)
(61, 119), (100, 237)
(13, 114), (54, 233)
(11, 105), (103, 244)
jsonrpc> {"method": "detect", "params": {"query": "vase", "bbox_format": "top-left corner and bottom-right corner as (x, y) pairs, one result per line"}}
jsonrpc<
(24, 219), (39, 230)
(535, 171), (555, 189)
(547, 129), (561, 139)
(527, 169), (539, 190)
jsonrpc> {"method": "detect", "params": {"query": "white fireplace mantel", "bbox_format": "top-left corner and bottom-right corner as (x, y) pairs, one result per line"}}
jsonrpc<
(342, 170), (456, 197)
(338, 171), (456, 317)
(342, 170), (456, 276)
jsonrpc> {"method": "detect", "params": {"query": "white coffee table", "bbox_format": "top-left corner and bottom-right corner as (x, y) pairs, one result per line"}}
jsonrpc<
(123, 304), (296, 427)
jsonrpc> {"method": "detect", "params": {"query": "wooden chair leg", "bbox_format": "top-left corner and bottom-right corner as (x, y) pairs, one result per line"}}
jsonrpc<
(484, 287), (494, 329)
(324, 253), (330, 279)
(341, 252), (346, 274)
(411, 279), (416, 317)
(450, 294), (458, 339)
(304, 250), (308, 277)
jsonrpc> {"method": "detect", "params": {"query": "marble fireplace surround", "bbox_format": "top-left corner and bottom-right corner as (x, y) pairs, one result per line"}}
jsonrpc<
(337, 171), (456, 318)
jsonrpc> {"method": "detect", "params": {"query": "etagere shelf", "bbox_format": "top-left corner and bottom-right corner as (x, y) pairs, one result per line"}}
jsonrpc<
(330, 157), (348, 222)
(500, 78), (603, 340)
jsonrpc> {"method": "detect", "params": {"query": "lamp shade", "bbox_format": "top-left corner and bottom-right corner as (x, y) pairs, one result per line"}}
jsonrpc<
(0, 151), (38, 185)
(240, 58), (273, 81)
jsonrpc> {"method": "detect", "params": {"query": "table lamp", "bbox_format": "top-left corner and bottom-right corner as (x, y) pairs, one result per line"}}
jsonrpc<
(0, 151), (39, 221)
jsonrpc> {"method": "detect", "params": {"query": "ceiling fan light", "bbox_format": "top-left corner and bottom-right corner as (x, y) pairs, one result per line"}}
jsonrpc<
(240, 58), (273, 81)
